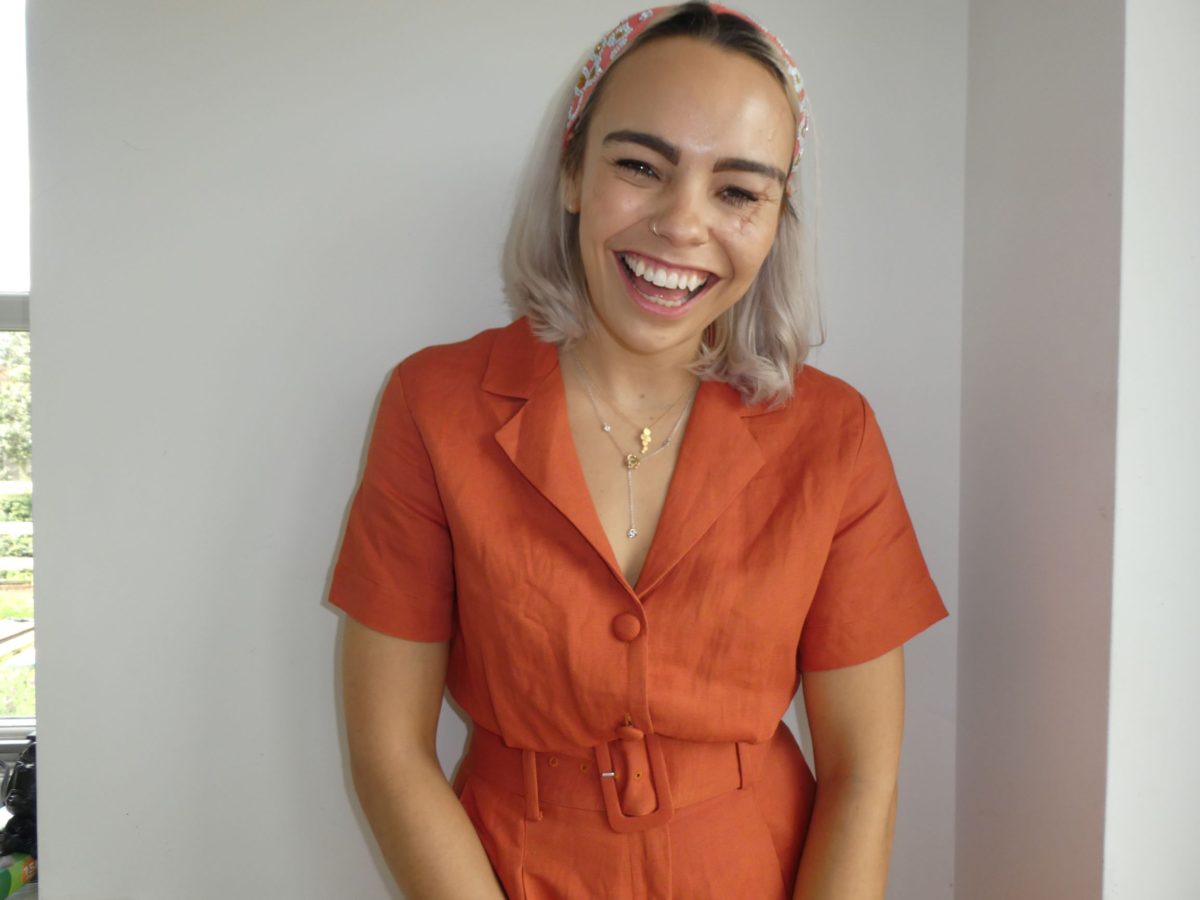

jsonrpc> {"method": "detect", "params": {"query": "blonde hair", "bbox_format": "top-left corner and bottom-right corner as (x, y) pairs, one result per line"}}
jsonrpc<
(501, 3), (823, 408)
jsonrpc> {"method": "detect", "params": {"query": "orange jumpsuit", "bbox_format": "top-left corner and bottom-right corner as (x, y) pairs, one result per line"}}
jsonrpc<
(330, 316), (948, 898)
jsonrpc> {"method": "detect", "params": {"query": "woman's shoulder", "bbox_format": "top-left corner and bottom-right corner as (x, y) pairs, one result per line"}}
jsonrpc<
(397, 322), (500, 372)
(736, 363), (875, 466)
(738, 362), (867, 422)
(391, 318), (526, 397)
(386, 317), (557, 433)
(793, 362), (865, 407)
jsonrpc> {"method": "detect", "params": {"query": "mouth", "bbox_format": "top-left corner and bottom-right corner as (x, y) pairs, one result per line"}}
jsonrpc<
(614, 251), (718, 317)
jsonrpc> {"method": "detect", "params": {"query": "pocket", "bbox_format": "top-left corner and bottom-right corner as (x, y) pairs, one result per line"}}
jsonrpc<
(745, 787), (793, 899)
(519, 802), (634, 899)
(751, 724), (817, 894)
(455, 775), (496, 876)
(459, 773), (529, 900)
(669, 788), (789, 899)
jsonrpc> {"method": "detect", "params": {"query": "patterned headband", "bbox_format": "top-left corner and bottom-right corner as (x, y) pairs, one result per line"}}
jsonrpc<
(563, 4), (812, 195)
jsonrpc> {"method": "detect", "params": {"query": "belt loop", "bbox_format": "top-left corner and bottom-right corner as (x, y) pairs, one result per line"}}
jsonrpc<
(736, 738), (769, 790)
(521, 749), (543, 821)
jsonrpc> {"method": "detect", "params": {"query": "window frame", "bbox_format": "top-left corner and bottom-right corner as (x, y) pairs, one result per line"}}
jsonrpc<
(0, 294), (28, 330)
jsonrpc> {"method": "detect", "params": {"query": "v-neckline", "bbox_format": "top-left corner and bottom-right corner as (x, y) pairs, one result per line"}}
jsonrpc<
(488, 319), (768, 602)
(554, 359), (693, 594)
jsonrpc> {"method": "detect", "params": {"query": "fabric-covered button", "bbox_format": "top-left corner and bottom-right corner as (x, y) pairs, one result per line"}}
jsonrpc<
(615, 724), (644, 742)
(611, 613), (642, 641)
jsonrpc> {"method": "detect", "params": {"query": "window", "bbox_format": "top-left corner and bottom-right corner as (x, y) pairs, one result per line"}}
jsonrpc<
(1, 0), (33, 764)
(0, 333), (31, 717)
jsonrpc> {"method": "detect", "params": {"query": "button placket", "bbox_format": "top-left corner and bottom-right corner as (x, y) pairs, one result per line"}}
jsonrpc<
(607, 606), (657, 826)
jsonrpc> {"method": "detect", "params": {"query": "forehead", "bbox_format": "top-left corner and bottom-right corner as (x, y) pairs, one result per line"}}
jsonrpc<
(587, 36), (795, 168)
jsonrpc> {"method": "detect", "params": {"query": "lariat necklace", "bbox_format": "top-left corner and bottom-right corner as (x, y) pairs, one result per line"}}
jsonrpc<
(570, 354), (698, 540)
(611, 387), (689, 455)
(580, 361), (695, 454)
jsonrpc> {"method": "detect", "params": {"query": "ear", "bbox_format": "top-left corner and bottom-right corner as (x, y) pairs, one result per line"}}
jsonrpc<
(559, 170), (581, 215)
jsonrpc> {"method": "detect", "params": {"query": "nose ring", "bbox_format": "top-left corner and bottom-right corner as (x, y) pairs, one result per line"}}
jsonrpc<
(650, 220), (662, 237)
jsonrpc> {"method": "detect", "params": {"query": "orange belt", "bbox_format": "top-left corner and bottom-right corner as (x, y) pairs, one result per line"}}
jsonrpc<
(460, 724), (772, 834)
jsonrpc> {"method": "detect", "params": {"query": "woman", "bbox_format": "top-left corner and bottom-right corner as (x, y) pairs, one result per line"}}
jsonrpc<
(331, 4), (948, 898)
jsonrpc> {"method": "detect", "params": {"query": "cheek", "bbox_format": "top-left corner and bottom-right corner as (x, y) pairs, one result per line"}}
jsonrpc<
(713, 221), (779, 279)
(584, 197), (645, 240)
(582, 172), (652, 232)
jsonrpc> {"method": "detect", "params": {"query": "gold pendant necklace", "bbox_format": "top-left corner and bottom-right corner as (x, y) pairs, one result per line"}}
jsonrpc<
(570, 355), (698, 540)
(572, 361), (693, 457)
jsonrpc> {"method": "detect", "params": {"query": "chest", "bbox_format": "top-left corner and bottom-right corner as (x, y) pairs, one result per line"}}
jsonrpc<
(563, 383), (692, 589)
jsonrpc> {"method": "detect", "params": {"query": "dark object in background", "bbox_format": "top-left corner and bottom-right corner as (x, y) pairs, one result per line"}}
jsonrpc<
(0, 734), (35, 858)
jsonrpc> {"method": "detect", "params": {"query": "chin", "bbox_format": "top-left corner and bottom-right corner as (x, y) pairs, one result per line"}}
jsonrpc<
(589, 301), (711, 359)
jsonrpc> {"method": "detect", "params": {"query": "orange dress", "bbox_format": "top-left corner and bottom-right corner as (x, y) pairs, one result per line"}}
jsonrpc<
(330, 316), (948, 899)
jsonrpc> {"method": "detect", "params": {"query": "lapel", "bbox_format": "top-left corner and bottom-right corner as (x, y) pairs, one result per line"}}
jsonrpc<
(486, 318), (632, 595)
(632, 378), (765, 596)
(483, 317), (767, 600)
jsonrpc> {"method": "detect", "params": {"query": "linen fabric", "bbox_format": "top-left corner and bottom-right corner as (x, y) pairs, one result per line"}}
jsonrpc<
(329, 316), (948, 898)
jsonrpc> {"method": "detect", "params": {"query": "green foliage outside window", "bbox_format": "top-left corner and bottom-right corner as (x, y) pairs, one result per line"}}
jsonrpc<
(0, 494), (29, 521)
(0, 333), (31, 481)
(0, 535), (31, 558)
(0, 331), (34, 717)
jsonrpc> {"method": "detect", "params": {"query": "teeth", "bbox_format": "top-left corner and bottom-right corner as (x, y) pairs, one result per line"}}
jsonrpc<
(644, 295), (685, 308)
(620, 253), (710, 296)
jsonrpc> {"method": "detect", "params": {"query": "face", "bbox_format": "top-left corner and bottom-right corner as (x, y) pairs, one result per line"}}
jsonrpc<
(563, 36), (796, 361)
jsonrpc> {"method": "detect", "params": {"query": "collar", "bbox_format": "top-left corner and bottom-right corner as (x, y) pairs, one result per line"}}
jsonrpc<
(484, 316), (769, 598)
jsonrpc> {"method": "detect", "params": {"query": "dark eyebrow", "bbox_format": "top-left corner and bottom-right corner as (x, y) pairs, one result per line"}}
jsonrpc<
(602, 130), (679, 164)
(714, 157), (788, 189)
(603, 129), (786, 188)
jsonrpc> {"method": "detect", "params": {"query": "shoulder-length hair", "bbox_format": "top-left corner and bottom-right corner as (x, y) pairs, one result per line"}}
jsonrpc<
(501, 2), (822, 408)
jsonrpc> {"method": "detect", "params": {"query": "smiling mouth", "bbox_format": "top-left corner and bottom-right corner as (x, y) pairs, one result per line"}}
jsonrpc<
(617, 252), (716, 309)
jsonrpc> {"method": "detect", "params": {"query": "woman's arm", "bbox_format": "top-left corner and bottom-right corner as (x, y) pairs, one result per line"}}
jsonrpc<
(792, 647), (906, 900)
(341, 617), (506, 899)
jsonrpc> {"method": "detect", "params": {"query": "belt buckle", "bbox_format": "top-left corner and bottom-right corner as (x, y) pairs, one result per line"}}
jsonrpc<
(593, 732), (674, 833)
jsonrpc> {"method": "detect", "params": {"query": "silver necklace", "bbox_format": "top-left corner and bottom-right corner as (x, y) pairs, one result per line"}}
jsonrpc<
(570, 355), (698, 540)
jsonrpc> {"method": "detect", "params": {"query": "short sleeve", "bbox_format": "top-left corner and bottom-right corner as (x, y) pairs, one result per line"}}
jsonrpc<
(797, 396), (948, 671)
(328, 364), (455, 641)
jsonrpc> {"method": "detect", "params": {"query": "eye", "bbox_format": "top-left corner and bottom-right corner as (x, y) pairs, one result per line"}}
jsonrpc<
(720, 186), (760, 208)
(615, 158), (659, 179)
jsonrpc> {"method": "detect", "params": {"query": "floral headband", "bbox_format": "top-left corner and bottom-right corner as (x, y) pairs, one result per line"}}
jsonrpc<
(563, 4), (812, 195)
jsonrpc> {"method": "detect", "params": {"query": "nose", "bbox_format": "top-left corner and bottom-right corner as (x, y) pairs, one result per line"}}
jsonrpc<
(650, 179), (708, 246)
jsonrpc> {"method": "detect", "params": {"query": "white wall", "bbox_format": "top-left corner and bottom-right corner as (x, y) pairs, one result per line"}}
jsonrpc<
(783, 3), (964, 897)
(957, 0), (1125, 897)
(1104, 2), (1200, 897)
(27, 1), (963, 897)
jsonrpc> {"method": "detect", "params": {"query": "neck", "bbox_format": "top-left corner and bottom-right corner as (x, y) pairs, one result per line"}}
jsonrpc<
(564, 329), (701, 415)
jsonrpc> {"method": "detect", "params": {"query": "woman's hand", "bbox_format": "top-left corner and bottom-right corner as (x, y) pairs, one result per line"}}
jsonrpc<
(792, 647), (906, 900)
(341, 617), (507, 899)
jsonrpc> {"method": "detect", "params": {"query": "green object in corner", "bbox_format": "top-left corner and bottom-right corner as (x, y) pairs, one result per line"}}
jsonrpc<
(0, 854), (35, 898)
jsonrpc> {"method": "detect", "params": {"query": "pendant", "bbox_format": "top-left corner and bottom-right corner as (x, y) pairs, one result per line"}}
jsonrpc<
(627, 527), (638, 539)
(625, 454), (641, 470)
(639, 427), (652, 454)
